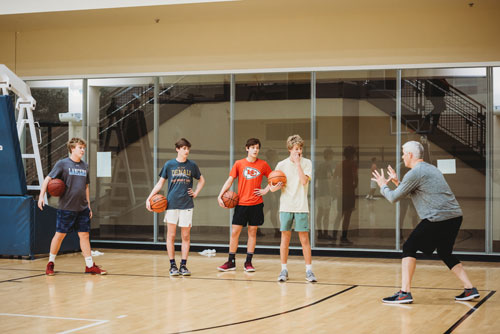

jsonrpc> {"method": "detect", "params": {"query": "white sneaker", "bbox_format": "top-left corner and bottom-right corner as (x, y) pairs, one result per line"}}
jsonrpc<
(277, 269), (288, 282)
(306, 270), (317, 282)
(198, 249), (214, 256)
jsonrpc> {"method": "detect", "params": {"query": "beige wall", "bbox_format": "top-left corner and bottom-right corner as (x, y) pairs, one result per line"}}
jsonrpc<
(0, 0), (499, 77)
(0, 32), (16, 71)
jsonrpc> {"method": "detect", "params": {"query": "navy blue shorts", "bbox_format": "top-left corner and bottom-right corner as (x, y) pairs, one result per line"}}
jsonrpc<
(56, 208), (91, 233)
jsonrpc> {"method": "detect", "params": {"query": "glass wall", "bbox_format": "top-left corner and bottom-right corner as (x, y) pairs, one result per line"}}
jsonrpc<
(26, 80), (83, 208)
(315, 71), (397, 249)
(235, 73), (311, 247)
(88, 77), (155, 241)
(401, 68), (487, 252)
(493, 67), (500, 253)
(26, 66), (499, 255)
(157, 75), (231, 244)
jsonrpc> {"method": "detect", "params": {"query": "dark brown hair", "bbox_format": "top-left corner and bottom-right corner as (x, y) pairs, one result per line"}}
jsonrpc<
(245, 138), (261, 149)
(175, 138), (192, 149)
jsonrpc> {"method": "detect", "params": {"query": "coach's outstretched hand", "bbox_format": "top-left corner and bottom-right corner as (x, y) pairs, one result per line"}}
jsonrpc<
(386, 165), (400, 186)
(371, 168), (391, 188)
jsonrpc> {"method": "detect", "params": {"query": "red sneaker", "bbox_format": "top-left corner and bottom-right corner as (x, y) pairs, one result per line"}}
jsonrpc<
(217, 261), (236, 272)
(85, 263), (107, 275)
(244, 262), (255, 272)
(46, 261), (55, 276)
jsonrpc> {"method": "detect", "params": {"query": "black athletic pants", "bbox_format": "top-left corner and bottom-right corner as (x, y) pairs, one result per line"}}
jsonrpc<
(402, 216), (462, 269)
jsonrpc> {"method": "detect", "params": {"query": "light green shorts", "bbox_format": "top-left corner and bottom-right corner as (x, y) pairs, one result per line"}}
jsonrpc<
(279, 212), (309, 232)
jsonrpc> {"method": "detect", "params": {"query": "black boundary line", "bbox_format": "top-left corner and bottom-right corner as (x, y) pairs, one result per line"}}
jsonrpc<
(443, 291), (496, 334)
(0, 273), (46, 284)
(0, 267), (493, 292)
(169, 285), (358, 334)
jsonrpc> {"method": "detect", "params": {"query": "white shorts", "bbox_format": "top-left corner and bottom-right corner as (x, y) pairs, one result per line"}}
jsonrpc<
(370, 180), (378, 189)
(164, 209), (193, 227)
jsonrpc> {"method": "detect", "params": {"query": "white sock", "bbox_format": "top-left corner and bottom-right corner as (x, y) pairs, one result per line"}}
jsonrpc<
(85, 256), (93, 268)
(49, 253), (56, 263)
(281, 264), (287, 271)
(306, 264), (312, 272)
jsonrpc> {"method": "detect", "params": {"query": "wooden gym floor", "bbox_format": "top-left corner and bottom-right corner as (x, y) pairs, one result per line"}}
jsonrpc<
(0, 250), (499, 333)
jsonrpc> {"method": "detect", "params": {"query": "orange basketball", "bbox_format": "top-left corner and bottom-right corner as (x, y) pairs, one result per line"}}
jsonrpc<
(47, 178), (66, 197)
(150, 194), (168, 213)
(268, 170), (287, 187)
(222, 190), (239, 209)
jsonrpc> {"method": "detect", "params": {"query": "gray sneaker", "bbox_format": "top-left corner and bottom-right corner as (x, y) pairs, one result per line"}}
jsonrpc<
(277, 269), (288, 282)
(306, 270), (317, 282)
(179, 265), (191, 276)
(169, 265), (180, 276)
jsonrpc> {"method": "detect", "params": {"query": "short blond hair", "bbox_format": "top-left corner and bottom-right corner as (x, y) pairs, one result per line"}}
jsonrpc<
(286, 134), (304, 150)
(67, 137), (86, 154)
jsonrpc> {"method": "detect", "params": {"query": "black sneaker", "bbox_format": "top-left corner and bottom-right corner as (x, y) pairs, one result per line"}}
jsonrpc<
(382, 290), (413, 304)
(179, 265), (191, 276)
(455, 287), (480, 301)
(169, 265), (180, 276)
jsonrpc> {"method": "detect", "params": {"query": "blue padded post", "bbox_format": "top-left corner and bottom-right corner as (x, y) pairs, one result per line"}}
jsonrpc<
(0, 196), (33, 255)
(0, 95), (27, 195)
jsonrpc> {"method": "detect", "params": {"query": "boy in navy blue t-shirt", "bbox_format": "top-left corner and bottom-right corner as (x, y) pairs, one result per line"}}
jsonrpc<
(146, 138), (205, 276)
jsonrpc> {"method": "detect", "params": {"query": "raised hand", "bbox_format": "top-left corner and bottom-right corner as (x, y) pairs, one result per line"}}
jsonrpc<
(290, 151), (301, 164)
(371, 168), (391, 188)
(387, 165), (399, 186)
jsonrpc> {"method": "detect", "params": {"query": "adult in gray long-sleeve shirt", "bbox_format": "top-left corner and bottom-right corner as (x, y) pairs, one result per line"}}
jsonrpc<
(380, 161), (462, 222)
(371, 140), (478, 304)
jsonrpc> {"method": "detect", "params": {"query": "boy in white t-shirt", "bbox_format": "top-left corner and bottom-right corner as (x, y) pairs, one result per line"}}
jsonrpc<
(271, 134), (317, 282)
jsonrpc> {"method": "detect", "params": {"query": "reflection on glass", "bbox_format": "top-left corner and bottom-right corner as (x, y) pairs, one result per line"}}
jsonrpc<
(157, 75), (230, 244)
(89, 77), (155, 241)
(402, 68), (486, 252)
(315, 148), (335, 240)
(235, 73), (311, 247)
(333, 146), (358, 245)
(315, 70), (397, 249)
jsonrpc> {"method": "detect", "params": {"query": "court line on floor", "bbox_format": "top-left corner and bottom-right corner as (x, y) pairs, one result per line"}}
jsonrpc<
(0, 273), (46, 284)
(443, 290), (496, 334)
(0, 267), (494, 293)
(169, 285), (358, 333)
(0, 313), (109, 334)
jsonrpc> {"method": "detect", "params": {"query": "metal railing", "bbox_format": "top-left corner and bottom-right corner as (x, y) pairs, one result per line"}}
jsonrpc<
(24, 77), (189, 186)
(402, 79), (486, 157)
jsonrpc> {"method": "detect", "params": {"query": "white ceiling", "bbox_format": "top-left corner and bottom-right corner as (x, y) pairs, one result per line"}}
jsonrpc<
(0, 0), (237, 15)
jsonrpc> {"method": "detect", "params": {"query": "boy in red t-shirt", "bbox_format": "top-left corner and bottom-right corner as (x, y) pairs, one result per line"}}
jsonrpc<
(217, 138), (274, 272)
